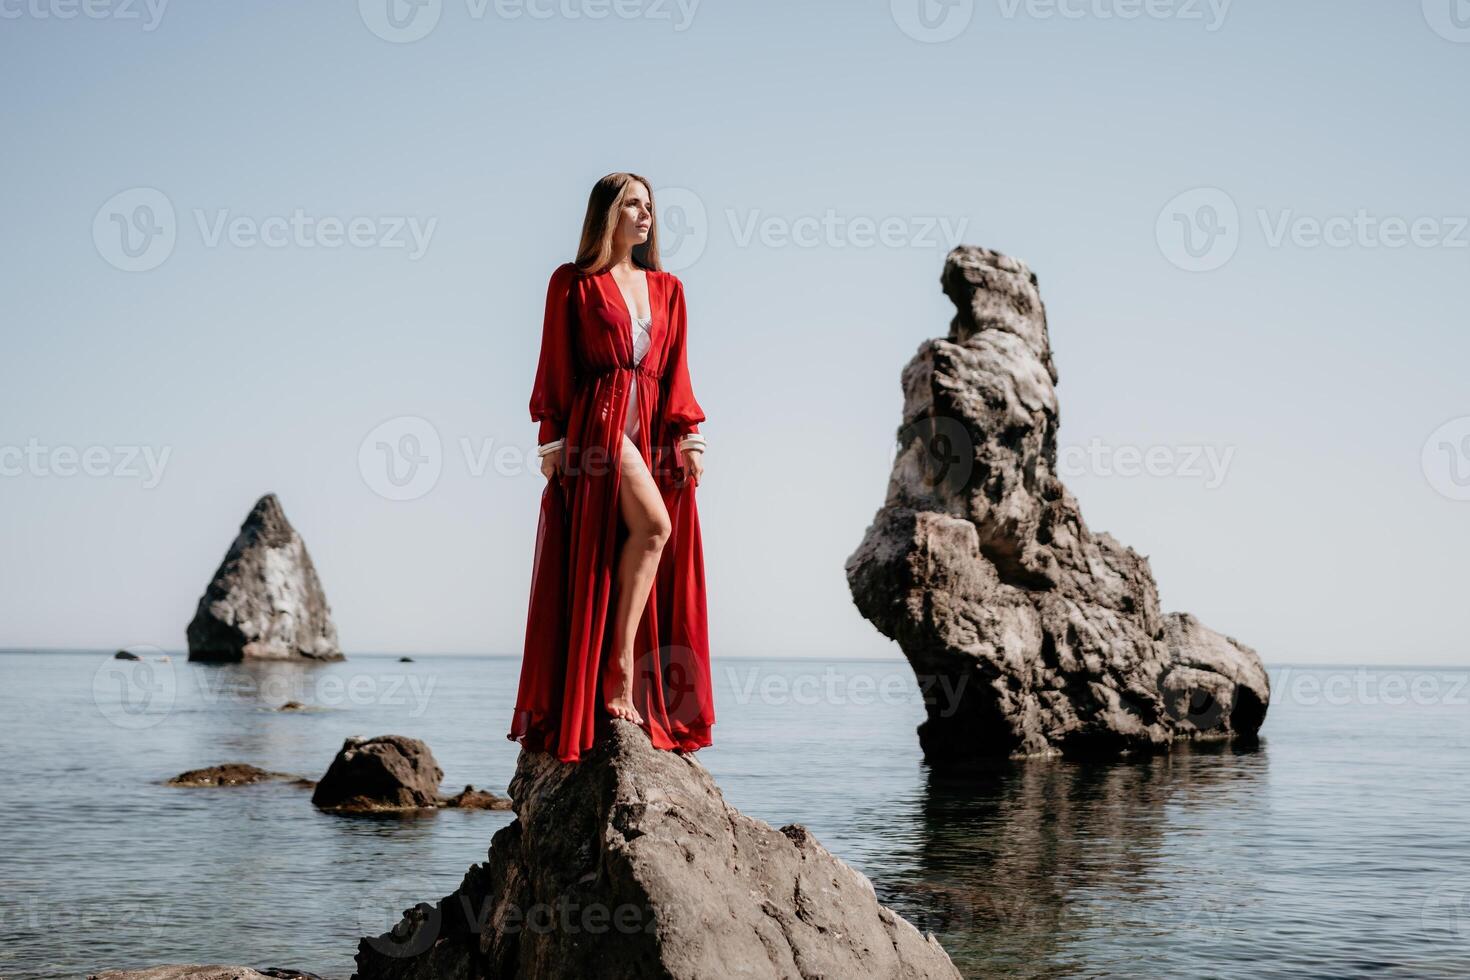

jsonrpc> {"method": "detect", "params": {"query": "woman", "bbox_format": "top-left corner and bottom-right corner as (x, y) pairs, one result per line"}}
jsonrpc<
(507, 172), (715, 764)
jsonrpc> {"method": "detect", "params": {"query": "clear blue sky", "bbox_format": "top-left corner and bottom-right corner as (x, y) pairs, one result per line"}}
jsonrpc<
(2, 1), (1466, 664)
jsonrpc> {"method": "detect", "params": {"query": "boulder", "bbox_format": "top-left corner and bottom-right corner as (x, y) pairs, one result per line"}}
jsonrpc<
(845, 245), (1270, 762)
(313, 735), (444, 813)
(187, 493), (343, 662)
(353, 719), (962, 979)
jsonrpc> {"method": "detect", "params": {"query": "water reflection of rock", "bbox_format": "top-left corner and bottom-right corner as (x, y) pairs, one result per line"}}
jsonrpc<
(872, 741), (1269, 978)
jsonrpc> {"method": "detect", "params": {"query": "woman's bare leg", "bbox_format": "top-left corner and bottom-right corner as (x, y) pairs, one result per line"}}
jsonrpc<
(603, 432), (671, 726)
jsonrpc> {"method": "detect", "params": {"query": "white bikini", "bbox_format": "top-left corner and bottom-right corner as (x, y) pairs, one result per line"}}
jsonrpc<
(535, 284), (706, 460)
(623, 306), (653, 441)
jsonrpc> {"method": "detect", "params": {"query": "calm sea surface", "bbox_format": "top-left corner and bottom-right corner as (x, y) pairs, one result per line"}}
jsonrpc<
(4, 650), (1470, 979)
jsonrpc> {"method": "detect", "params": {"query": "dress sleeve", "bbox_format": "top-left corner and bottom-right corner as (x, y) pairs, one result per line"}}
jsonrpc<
(663, 274), (706, 443)
(529, 263), (579, 445)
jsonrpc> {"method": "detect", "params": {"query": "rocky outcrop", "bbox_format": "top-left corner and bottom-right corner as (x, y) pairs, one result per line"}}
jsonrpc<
(353, 719), (962, 979)
(845, 245), (1269, 762)
(187, 493), (343, 662)
(309, 735), (512, 813)
(313, 735), (445, 813)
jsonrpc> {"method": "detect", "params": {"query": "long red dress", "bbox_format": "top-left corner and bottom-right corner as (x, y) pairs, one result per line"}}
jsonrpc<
(507, 261), (715, 763)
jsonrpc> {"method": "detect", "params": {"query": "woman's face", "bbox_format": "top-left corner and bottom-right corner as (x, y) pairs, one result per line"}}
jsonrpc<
(616, 183), (653, 247)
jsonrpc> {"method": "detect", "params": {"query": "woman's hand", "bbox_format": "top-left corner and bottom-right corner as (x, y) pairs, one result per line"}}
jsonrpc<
(539, 447), (564, 480)
(679, 446), (703, 486)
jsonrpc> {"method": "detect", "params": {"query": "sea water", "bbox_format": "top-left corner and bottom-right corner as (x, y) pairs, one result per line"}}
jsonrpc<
(3, 650), (1468, 979)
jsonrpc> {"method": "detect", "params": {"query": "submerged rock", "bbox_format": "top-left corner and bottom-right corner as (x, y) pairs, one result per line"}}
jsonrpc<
(166, 763), (306, 787)
(88, 967), (324, 979)
(846, 245), (1270, 762)
(187, 493), (343, 662)
(353, 719), (962, 979)
(440, 784), (513, 811)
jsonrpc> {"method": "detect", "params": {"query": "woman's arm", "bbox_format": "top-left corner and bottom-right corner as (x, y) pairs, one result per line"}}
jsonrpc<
(530, 263), (579, 455)
(663, 274), (706, 453)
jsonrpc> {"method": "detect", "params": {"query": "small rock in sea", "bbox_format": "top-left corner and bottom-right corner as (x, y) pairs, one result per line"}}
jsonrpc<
(438, 784), (512, 810)
(354, 719), (963, 979)
(113, 650), (141, 660)
(311, 734), (444, 813)
(166, 763), (302, 787)
(278, 700), (306, 711)
(399, 656), (415, 662)
(186, 493), (344, 663)
(87, 965), (325, 979)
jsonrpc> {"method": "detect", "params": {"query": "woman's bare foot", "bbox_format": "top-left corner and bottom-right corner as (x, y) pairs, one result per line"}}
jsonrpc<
(603, 651), (644, 726)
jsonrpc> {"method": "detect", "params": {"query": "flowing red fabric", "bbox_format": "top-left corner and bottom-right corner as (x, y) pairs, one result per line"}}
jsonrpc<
(507, 261), (714, 763)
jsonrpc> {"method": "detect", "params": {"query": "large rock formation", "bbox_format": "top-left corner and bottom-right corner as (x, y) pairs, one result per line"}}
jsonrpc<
(187, 493), (343, 662)
(846, 245), (1269, 762)
(353, 719), (962, 979)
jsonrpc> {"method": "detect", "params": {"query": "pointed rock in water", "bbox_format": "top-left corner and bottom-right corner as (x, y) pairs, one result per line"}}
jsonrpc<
(186, 493), (343, 662)
(845, 245), (1270, 762)
(353, 719), (963, 980)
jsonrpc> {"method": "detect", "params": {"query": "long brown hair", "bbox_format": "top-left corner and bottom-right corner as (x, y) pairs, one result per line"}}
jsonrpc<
(574, 172), (663, 274)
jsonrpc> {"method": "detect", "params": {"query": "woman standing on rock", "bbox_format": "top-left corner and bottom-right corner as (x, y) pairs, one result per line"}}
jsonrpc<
(507, 172), (715, 764)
